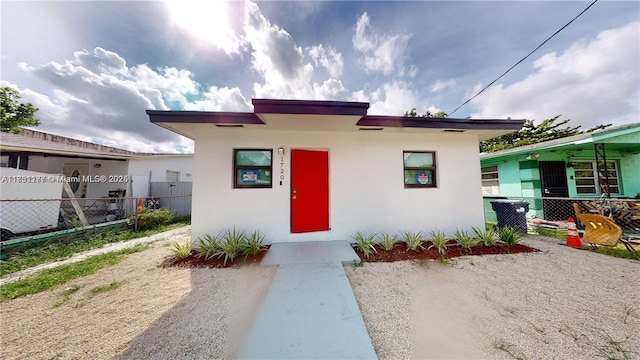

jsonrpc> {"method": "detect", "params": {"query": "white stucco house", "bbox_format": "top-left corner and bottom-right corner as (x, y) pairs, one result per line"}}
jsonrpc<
(147, 99), (524, 243)
(0, 129), (193, 200)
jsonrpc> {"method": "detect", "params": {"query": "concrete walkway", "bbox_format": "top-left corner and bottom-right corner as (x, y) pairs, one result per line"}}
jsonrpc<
(237, 241), (377, 359)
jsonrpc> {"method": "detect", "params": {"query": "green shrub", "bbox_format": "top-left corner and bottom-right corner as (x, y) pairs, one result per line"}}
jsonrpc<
(196, 234), (221, 259)
(196, 228), (267, 264)
(454, 229), (480, 252)
(428, 230), (448, 256)
(129, 207), (175, 230)
(244, 230), (266, 258)
(218, 227), (247, 265)
(401, 231), (424, 251)
(378, 232), (397, 251)
(473, 227), (501, 247)
(170, 241), (192, 259)
(352, 232), (377, 258)
(496, 226), (523, 246)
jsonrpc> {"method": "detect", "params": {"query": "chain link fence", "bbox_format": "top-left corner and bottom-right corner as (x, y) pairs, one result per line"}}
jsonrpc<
(483, 196), (640, 240)
(0, 195), (192, 243)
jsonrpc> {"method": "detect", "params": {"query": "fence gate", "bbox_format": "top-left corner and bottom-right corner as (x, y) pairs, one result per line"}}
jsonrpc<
(539, 161), (572, 220)
(149, 182), (192, 217)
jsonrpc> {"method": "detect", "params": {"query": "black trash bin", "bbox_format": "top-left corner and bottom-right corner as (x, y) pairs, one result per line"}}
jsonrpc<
(490, 200), (530, 233)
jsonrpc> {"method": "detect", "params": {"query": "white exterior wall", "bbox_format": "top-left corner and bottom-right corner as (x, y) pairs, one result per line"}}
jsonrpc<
(18, 156), (128, 199)
(128, 156), (194, 183)
(191, 127), (485, 244)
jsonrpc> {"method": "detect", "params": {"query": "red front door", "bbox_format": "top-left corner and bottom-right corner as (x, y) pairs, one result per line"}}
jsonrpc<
(291, 150), (329, 233)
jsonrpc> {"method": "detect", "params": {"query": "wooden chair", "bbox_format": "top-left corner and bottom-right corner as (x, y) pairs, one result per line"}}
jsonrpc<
(577, 213), (639, 258)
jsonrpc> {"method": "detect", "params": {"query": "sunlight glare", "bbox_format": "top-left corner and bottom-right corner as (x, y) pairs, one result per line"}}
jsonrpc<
(166, 0), (240, 54)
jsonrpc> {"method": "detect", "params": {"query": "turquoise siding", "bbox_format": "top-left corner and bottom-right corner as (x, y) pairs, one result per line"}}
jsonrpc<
(483, 149), (639, 199)
(620, 154), (640, 197)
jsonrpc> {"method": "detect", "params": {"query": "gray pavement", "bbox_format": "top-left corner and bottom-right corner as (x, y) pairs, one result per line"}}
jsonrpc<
(237, 241), (377, 359)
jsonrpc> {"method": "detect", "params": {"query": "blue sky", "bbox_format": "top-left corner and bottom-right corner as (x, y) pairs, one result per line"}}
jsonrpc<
(1, 1), (638, 153)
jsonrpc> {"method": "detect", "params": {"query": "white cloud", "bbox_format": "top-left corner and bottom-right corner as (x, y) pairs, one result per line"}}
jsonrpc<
(431, 79), (457, 92)
(366, 80), (420, 116)
(11, 47), (259, 153)
(471, 21), (639, 127)
(184, 86), (251, 112)
(244, 1), (347, 100)
(352, 12), (412, 75)
(308, 44), (344, 78)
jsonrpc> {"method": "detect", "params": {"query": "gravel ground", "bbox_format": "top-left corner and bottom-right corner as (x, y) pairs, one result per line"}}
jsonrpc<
(346, 235), (640, 359)
(1, 233), (638, 359)
(0, 233), (276, 360)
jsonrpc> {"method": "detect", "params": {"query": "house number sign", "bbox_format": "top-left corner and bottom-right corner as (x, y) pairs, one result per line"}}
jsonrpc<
(279, 156), (285, 186)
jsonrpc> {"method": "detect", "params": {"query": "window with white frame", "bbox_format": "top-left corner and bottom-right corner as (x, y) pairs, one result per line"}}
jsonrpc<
(166, 170), (180, 182)
(574, 160), (620, 195)
(481, 166), (500, 195)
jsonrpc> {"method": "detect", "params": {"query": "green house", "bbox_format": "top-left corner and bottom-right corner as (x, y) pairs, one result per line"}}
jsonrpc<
(480, 123), (640, 221)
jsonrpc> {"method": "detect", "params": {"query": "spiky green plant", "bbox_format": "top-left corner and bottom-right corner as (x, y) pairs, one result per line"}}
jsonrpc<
(218, 227), (247, 265)
(196, 234), (221, 259)
(473, 227), (501, 247)
(401, 231), (424, 251)
(454, 229), (480, 252)
(352, 232), (377, 258)
(378, 232), (397, 251)
(428, 230), (448, 256)
(170, 241), (192, 259)
(243, 230), (266, 258)
(496, 226), (523, 246)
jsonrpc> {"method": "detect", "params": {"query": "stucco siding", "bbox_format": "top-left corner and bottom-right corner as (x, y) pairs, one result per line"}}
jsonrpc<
(620, 154), (640, 197)
(190, 127), (485, 243)
(128, 156), (194, 182)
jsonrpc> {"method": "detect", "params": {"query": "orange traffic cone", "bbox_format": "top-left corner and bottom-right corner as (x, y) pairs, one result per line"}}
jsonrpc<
(566, 217), (582, 248)
(136, 198), (143, 214)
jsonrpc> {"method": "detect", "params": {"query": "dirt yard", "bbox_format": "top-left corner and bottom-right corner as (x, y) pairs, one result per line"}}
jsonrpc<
(0, 235), (275, 359)
(1, 233), (638, 360)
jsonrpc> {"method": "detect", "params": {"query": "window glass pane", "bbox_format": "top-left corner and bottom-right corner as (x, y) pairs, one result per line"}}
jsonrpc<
(576, 179), (595, 186)
(236, 169), (271, 186)
(482, 185), (500, 195)
(574, 162), (593, 170)
(404, 152), (433, 167)
(236, 150), (272, 166)
(482, 173), (498, 180)
(482, 166), (498, 173)
(577, 187), (596, 194)
(575, 170), (594, 178)
(404, 170), (434, 185)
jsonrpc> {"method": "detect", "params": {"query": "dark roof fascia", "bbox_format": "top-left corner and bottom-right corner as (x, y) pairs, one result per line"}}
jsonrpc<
(357, 116), (526, 130)
(252, 99), (370, 116)
(146, 110), (264, 125)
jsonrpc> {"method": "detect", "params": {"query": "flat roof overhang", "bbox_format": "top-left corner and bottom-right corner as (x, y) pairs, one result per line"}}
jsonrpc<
(252, 99), (370, 116)
(147, 99), (525, 141)
(0, 146), (134, 160)
(147, 110), (264, 139)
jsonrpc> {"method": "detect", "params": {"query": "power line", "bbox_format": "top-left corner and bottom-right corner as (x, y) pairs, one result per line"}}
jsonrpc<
(448, 0), (599, 116)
